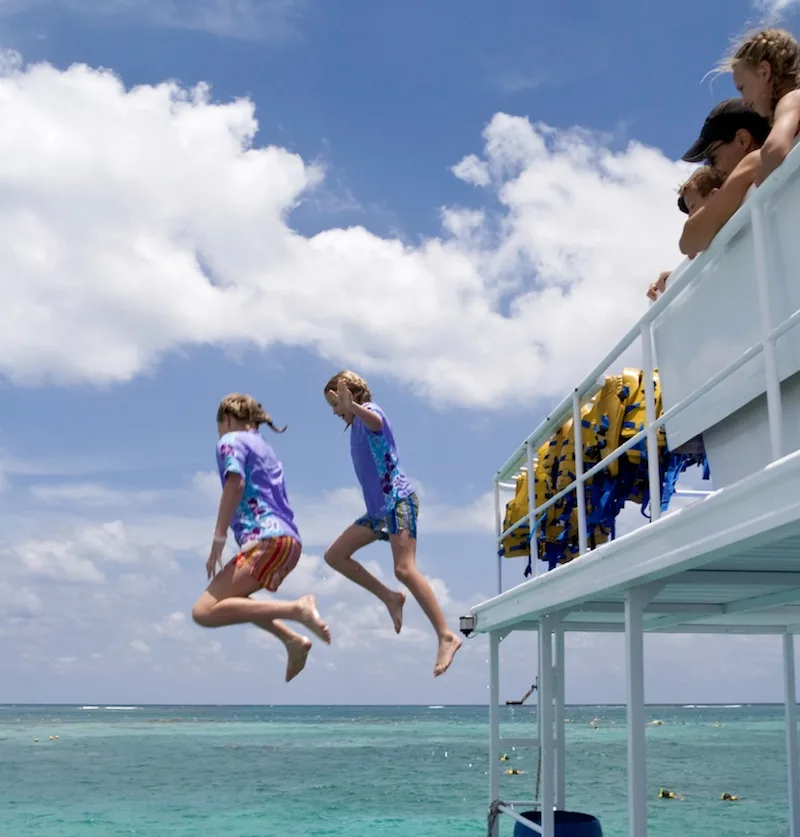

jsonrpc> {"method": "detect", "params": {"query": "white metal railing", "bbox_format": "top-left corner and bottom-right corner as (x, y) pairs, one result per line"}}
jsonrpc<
(493, 141), (800, 594)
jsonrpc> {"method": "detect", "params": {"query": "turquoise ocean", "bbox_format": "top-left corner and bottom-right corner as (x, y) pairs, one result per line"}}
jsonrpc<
(0, 704), (792, 836)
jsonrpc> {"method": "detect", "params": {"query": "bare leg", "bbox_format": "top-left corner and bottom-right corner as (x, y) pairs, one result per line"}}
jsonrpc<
(259, 619), (314, 683)
(192, 561), (330, 681)
(324, 524), (406, 633)
(390, 530), (461, 676)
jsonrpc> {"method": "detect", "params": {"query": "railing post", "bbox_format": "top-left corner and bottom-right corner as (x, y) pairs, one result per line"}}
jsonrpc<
(526, 439), (537, 577)
(572, 390), (588, 556)
(640, 322), (661, 522)
(751, 203), (784, 462)
(494, 478), (502, 595)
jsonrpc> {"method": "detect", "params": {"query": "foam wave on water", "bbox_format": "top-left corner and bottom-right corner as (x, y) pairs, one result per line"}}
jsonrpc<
(104, 706), (138, 710)
(428, 705), (444, 710)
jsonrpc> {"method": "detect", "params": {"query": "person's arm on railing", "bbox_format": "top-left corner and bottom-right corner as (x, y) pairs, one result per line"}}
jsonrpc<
(754, 90), (800, 187)
(679, 150), (761, 257)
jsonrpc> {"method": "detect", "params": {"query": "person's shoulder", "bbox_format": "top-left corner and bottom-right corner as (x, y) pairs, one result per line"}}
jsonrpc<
(363, 401), (386, 417)
(778, 89), (800, 110)
(217, 430), (252, 452)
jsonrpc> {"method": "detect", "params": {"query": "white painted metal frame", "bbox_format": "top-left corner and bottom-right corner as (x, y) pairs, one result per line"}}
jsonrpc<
(480, 145), (800, 837)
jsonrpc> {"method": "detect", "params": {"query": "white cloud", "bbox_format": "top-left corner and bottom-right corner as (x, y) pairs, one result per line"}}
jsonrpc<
(29, 482), (165, 506)
(10, 538), (106, 583)
(129, 639), (151, 654)
(0, 55), (690, 409)
(755, 0), (800, 18)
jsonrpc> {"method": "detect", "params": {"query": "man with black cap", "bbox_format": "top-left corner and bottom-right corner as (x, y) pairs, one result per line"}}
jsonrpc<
(679, 98), (771, 256)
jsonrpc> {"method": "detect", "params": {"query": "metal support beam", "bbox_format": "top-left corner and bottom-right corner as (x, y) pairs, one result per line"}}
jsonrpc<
(646, 588), (800, 631)
(674, 571), (800, 587)
(573, 601), (727, 616)
(489, 632), (500, 837)
(539, 617), (555, 837)
(554, 623), (566, 810)
(784, 632), (800, 837)
(625, 584), (658, 837)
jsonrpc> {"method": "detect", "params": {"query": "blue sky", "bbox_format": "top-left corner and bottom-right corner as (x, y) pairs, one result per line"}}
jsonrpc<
(1, 0), (799, 706)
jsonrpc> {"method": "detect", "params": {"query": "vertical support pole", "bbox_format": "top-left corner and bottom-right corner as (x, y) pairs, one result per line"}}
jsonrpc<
(640, 322), (661, 522)
(751, 203), (783, 462)
(554, 623), (566, 810)
(625, 587), (648, 837)
(784, 632), (800, 837)
(572, 390), (588, 556)
(539, 618), (555, 837)
(489, 631), (501, 834)
(494, 479), (503, 596)
(526, 439), (537, 578)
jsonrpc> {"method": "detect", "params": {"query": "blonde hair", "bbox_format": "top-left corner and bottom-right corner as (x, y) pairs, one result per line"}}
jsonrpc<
(722, 27), (800, 112)
(323, 370), (373, 405)
(679, 166), (726, 199)
(216, 393), (286, 433)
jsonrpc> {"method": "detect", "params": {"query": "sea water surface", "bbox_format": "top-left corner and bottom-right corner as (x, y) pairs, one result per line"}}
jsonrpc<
(0, 704), (792, 836)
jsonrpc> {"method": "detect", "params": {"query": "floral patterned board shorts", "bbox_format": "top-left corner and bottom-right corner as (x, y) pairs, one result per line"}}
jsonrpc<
(355, 493), (419, 541)
(232, 536), (301, 593)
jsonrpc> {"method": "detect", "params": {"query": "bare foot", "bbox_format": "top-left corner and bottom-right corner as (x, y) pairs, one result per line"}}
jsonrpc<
(434, 632), (462, 677)
(285, 637), (312, 682)
(385, 590), (406, 634)
(297, 595), (331, 644)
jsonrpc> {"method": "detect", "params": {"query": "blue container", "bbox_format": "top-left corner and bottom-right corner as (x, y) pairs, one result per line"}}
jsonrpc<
(512, 810), (602, 837)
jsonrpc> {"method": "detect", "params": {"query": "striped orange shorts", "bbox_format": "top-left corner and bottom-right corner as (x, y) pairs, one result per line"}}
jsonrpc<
(233, 536), (301, 593)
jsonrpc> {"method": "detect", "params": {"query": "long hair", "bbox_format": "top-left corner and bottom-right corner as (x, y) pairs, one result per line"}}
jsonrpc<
(216, 393), (286, 433)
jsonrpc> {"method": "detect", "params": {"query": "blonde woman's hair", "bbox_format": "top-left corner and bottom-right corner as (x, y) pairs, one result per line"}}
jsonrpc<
(323, 370), (373, 405)
(720, 27), (800, 112)
(217, 393), (286, 433)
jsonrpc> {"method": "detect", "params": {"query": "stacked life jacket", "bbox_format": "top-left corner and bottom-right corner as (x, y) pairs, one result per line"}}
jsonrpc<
(500, 368), (709, 576)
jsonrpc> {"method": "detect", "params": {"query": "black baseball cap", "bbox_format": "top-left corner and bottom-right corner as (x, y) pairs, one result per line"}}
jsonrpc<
(681, 98), (771, 163)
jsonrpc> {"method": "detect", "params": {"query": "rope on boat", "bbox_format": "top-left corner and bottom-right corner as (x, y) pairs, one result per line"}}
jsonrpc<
(487, 799), (504, 837)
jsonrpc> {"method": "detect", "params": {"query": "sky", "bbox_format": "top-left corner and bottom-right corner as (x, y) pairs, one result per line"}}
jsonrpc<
(1, 0), (799, 707)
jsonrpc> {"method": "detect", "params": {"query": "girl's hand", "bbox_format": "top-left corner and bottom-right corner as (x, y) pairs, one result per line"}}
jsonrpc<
(206, 540), (225, 580)
(336, 380), (353, 412)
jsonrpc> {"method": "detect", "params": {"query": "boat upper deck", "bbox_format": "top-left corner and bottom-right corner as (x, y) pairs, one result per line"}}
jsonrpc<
(472, 447), (800, 634)
(468, 142), (800, 639)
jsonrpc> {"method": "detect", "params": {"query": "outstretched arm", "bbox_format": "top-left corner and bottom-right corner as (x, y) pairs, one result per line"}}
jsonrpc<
(755, 91), (800, 186)
(214, 474), (245, 540)
(679, 150), (760, 256)
(206, 471), (244, 579)
(349, 401), (383, 432)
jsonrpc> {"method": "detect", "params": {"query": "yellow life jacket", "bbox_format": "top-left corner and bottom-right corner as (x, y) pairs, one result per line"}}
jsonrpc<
(501, 467), (531, 559)
(619, 367), (667, 464)
(501, 367), (668, 567)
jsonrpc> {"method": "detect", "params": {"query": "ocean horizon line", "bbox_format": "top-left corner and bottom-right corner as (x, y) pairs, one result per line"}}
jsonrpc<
(0, 701), (788, 708)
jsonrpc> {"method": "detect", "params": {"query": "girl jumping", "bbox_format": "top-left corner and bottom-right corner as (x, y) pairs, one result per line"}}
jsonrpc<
(322, 370), (461, 677)
(192, 393), (331, 682)
(723, 27), (800, 185)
